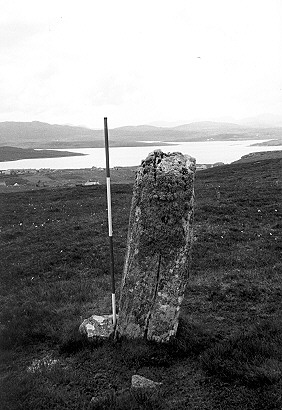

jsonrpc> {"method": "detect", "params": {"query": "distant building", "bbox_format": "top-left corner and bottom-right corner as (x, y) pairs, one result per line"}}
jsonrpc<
(196, 164), (207, 171)
(16, 169), (38, 174)
(84, 180), (100, 186)
(212, 162), (225, 167)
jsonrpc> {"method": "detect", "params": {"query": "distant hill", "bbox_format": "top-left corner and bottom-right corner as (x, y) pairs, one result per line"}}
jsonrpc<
(173, 121), (244, 132)
(0, 121), (101, 149)
(0, 146), (85, 162)
(1, 120), (282, 149)
(238, 114), (282, 128)
(251, 139), (282, 147)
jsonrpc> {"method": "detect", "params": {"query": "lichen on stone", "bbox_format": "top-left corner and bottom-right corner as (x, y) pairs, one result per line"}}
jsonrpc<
(136, 151), (195, 261)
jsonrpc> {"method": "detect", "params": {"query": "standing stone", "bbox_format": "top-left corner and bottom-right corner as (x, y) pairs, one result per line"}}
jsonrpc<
(116, 150), (196, 342)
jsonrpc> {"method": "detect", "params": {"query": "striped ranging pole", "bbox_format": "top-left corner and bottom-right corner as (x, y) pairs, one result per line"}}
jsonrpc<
(104, 117), (117, 327)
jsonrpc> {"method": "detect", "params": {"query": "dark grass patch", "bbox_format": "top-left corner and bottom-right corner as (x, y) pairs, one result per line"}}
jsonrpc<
(0, 371), (165, 410)
(201, 320), (282, 387)
(89, 388), (166, 410)
(171, 318), (220, 356)
(0, 298), (61, 350)
(115, 338), (173, 369)
(0, 370), (92, 410)
(206, 378), (282, 410)
(114, 318), (218, 370)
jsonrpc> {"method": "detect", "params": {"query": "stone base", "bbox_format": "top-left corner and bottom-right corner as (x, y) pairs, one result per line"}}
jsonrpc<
(79, 314), (116, 338)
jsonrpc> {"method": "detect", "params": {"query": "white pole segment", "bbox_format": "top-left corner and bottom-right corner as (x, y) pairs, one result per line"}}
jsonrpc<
(112, 293), (116, 327)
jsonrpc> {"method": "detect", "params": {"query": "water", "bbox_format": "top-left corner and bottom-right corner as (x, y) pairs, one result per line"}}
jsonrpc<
(0, 140), (280, 170)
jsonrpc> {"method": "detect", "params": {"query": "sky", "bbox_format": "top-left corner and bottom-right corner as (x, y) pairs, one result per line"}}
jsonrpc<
(0, 0), (282, 128)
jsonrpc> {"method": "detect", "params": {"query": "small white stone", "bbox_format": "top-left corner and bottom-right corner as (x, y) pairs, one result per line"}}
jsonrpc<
(131, 375), (162, 389)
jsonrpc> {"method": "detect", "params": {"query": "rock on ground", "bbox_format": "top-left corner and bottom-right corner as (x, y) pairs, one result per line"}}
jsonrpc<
(131, 374), (163, 389)
(79, 314), (115, 338)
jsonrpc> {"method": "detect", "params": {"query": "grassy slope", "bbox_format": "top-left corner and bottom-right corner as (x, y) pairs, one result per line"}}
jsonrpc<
(0, 167), (137, 191)
(0, 159), (281, 409)
(233, 150), (282, 163)
(0, 167), (136, 193)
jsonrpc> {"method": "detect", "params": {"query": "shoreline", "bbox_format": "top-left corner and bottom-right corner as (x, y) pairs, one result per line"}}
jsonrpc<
(0, 150), (281, 194)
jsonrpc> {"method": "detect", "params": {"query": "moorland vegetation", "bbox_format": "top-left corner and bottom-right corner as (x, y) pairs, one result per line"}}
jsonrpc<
(0, 158), (281, 409)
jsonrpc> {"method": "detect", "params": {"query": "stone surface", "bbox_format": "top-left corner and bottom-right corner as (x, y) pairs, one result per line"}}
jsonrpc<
(131, 374), (163, 389)
(79, 314), (116, 338)
(116, 150), (196, 342)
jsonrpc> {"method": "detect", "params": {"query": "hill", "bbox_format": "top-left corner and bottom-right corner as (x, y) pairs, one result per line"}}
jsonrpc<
(238, 113), (282, 128)
(251, 139), (282, 147)
(233, 150), (282, 164)
(1, 121), (282, 149)
(173, 121), (244, 131)
(0, 121), (101, 149)
(0, 158), (281, 409)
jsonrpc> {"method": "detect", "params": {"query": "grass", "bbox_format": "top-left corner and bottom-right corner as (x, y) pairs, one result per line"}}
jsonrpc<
(0, 158), (281, 409)
(89, 388), (165, 409)
(201, 320), (282, 386)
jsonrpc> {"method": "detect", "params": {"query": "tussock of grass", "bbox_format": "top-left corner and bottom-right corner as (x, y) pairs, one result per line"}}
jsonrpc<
(0, 298), (60, 349)
(0, 369), (92, 410)
(201, 320), (282, 386)
(171, 318), (219, 356)
(90, 388), (165, 410)
(58, 322), (94, 354)
(116, 338), (173, 368)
